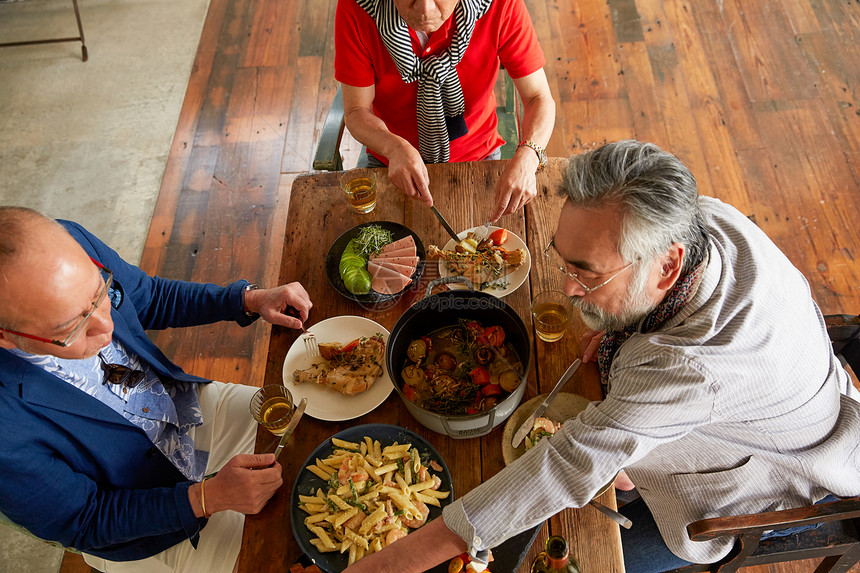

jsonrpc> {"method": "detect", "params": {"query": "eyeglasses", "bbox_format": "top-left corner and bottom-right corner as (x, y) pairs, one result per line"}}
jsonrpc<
(0, 259), (113, 347)
(543, 240), (635, 294)
(99, 355), (145, 389)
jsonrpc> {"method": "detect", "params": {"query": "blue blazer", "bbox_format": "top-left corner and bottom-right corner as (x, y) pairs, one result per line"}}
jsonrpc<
(0, 221), (256, 560)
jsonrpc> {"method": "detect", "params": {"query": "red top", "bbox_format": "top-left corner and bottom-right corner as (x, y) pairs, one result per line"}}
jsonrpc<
(335, 0), (546, 164)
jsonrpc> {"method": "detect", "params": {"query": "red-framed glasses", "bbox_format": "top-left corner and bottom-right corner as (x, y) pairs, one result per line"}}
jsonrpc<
(0, 258), (113, 347)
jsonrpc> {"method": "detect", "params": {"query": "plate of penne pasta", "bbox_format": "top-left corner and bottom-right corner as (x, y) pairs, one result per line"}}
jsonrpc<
(291, 424), (454, 572)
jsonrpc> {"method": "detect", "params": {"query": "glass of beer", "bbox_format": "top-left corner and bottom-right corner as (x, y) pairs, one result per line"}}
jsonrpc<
(250, 385), (294, 436)
(532, 290), (572, 343)
(340, 167), (377, 214)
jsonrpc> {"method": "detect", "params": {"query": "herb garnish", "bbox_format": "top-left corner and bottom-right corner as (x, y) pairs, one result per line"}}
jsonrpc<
(355, 225), (394, 257)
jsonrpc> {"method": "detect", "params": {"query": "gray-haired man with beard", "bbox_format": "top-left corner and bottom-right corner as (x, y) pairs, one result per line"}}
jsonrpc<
(343, 140), (860, 573)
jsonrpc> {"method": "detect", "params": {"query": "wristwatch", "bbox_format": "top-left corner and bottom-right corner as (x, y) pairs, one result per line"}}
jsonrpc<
(243, 283), (259, 317)
(517, 140), (547, 173)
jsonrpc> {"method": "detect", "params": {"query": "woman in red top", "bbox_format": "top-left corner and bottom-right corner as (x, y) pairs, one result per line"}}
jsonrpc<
(335, 0), (555, 221)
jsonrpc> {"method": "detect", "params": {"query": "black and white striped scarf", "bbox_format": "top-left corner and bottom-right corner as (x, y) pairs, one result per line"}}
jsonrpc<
(355, 0), (494, 163)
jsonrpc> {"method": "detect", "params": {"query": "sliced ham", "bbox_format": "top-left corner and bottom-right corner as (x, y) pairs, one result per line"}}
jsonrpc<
(379, 235), (415, 255)
(368, 259), (416, 278)
(374, 246), (415, 259)
(369, 255), (419, 268)
(370, 266), (413, 295)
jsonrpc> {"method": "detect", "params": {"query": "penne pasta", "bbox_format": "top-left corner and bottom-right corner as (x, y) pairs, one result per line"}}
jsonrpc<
(333, 507), (359, 529)
(410, 479), (435, 492)
(382, 443), (411, 454)
(307, 465), (333, 480)
(328, 493), (353, 512)
(310, 539), (338, 553)
(332, 437), (361, 450)
(413, 491), (441, 507)
(395, 473), (411, 495)
(343, 527), (369, 550)
(420, 488), (451, 499)
(375, 462), (399, 475)
(309, 525), (337, 550)
(304, 513), (330, 525)
(301, 503), (329, 514)
(358, 505), (387, 535)
(362, 459), (383, 482)
(297, 434), (449, 568)
(370, 536), (383, 554)
(411, 448), (421, 472)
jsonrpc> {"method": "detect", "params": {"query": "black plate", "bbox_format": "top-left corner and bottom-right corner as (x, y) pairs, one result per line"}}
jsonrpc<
(290, 424), (454, 573)
(324, 221), (426, 304)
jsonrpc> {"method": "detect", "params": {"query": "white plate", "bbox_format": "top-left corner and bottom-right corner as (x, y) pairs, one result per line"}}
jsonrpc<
(501, 393), (616, 498)
(281, 316), (393, 421)
(437, 226), (531, 297)
(501, 392), (592, 466)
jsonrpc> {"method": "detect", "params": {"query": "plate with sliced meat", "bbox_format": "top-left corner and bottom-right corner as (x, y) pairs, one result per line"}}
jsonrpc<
(282, 316), (394, 421)
(431, 226), (531, 298)
(325, 221), (426, 304)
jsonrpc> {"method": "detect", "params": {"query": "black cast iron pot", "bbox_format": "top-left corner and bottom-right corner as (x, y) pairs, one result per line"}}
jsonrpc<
(386, 278), (532, 438)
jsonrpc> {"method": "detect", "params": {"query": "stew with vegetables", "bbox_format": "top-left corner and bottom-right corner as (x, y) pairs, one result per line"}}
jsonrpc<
(400, 319), (524, 415)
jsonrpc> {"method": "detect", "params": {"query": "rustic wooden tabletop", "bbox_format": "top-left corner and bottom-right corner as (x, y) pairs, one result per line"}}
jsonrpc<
(237, 158), (624, 573)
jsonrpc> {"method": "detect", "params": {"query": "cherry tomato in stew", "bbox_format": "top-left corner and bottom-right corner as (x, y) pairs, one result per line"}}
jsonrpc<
(469, 366), (491, 386)
(483, 325), (505, 347)
(481, 383), (502, 397)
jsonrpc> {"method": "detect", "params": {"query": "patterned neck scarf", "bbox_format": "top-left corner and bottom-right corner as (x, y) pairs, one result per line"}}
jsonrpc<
(597, 258), (708, 395)
(355, 0), (493, 163)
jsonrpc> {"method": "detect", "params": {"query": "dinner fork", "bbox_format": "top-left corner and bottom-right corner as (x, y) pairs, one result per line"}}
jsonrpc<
(286, 305), (319, 358)
(303, 328), (319, 359)
(471, 220), (493, 243)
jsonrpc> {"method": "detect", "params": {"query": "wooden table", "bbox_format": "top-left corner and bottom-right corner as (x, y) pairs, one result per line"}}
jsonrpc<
(237, 158), (625, 573)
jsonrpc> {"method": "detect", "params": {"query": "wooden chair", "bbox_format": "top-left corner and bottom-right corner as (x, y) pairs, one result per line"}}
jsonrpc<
(664, 313), (860, 573)
(312, 67), (521, 171)
(289, 564), (322, 573)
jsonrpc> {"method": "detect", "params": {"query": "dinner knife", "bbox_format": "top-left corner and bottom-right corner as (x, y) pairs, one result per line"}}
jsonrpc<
(272, 397), (307, 462)
(430, 206), (462, 242)
(588, 499), (632, 529)
(511, 358), (582, 448)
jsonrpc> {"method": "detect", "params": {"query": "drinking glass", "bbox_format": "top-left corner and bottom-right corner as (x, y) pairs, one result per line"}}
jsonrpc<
(250, 385), (294, 436)
(340, 167), (377, 214)
(531, 290), (572, 342)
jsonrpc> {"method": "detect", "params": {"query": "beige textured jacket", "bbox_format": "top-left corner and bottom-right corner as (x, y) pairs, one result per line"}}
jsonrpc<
(443, 196), (860, 563)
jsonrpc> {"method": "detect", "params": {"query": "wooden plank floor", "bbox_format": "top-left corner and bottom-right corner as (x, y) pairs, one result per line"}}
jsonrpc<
(62, 0), (859, 571)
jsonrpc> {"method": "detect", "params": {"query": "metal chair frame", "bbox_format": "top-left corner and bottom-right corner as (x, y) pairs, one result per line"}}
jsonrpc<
(0, 0), (88, 61)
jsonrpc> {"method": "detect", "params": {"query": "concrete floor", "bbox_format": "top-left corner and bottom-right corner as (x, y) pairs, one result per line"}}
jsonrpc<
(0, 0), (209, 569)
(0, 0), (208, 263)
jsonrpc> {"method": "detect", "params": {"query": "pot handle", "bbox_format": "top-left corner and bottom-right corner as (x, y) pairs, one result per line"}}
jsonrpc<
(440, 409), (496, 438)
(425, 276), (475, 298)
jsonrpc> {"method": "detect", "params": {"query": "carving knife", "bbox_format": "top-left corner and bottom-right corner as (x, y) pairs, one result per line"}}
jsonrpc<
(430, 206), (462, 242)
(511, 358), (582, 448)
(273, 397), (307, 462)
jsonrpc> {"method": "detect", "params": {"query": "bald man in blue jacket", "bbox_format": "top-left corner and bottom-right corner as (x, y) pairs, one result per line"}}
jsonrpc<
(0, 207), (312, 572)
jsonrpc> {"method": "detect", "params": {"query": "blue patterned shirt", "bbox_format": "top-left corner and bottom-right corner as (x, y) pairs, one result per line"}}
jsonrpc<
(11, 340), (208, 481)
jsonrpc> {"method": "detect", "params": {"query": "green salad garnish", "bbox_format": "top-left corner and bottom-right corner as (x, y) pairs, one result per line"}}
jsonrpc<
(354, 225), (394, 257)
